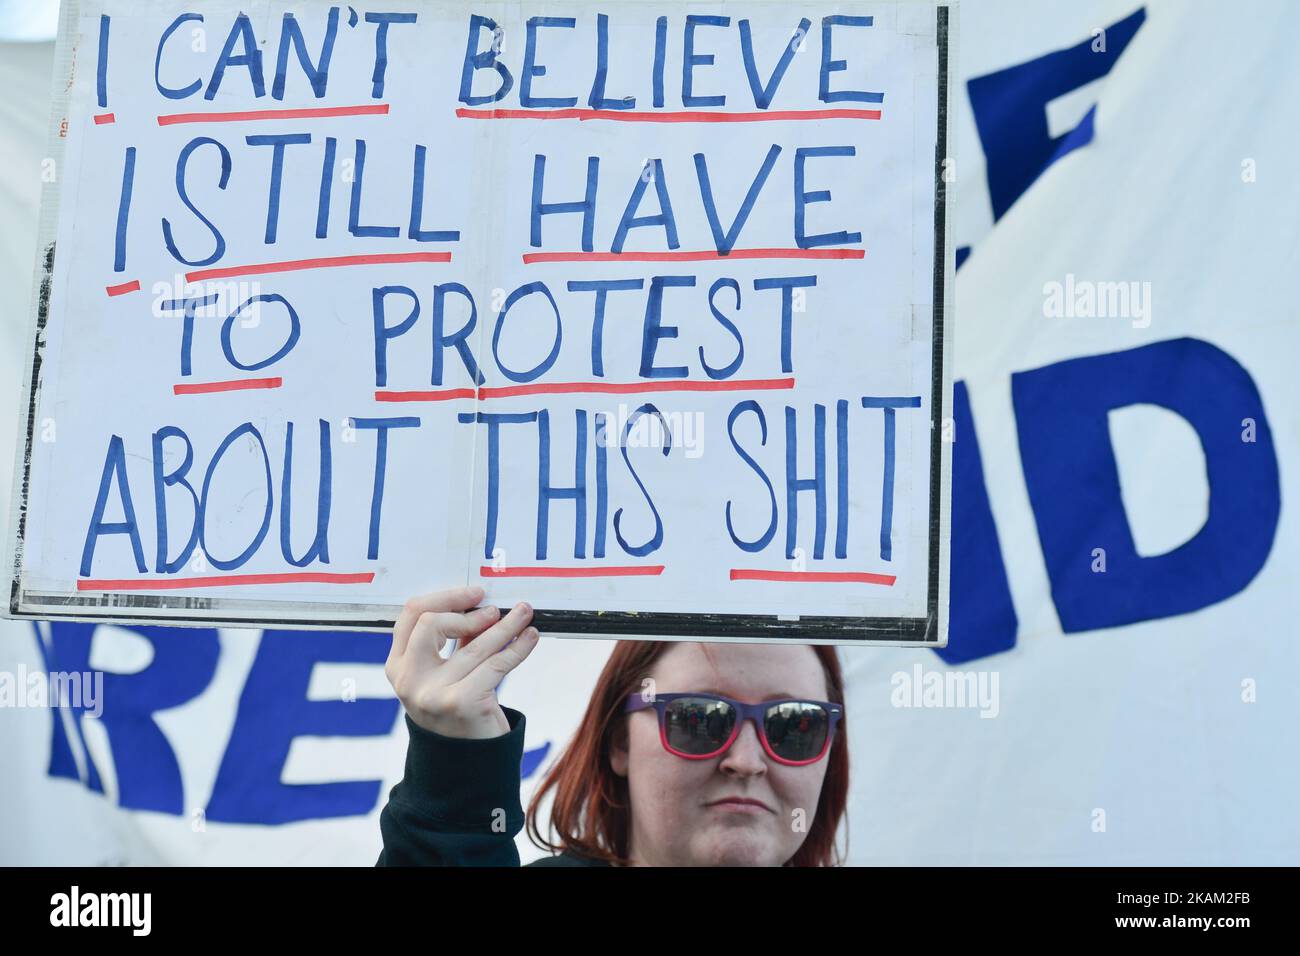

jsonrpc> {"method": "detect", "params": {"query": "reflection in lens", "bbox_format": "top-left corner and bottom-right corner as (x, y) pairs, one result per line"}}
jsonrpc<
(665, 697), (736, 755)
(764, 702), (829, 761)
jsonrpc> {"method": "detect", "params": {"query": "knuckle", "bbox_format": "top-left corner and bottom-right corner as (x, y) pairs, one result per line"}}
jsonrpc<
(414, 610), (444, 636)
(456, 636), (486, 663)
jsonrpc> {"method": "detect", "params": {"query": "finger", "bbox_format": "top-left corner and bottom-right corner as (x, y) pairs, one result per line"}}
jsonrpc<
(405, 605), (501, 664)
(461, 626), (541, 697)
(392, 585), (484, 658)
(443, 601), (534, 683)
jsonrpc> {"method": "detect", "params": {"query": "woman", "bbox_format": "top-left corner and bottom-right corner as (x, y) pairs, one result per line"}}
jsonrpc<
(377, 585), (850, 866)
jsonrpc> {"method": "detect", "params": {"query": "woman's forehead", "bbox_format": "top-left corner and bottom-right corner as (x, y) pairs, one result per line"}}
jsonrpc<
(648, 641), (828, 699)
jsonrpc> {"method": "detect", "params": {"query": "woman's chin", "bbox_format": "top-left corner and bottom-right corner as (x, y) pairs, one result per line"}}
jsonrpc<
(692, 832), (783, 867)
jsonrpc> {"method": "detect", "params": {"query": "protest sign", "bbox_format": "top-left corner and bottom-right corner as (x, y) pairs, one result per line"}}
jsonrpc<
(6, 0), (954, 643)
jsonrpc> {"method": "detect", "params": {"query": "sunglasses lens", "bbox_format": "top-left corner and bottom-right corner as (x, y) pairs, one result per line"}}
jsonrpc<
(764, 702), (831, 762)
(663, 697), (737, 756)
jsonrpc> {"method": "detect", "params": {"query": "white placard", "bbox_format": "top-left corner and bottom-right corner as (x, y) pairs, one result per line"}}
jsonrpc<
(6, 0), (954, 644)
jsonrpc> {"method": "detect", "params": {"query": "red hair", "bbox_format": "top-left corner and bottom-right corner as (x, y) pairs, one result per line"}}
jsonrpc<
(525, 640), (850, 866)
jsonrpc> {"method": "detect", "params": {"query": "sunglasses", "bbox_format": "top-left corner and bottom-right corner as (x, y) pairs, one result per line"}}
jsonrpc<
(624, 692), (843, 767)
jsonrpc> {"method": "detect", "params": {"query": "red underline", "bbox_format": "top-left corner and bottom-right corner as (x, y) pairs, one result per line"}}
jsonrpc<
(186, 252), (451, 282)
(375, 388), (478, 403)
(158, 103), (391, 126)
(78, 571), (376, 590)
(376, 377), (794, 402)
(485, 377), (794, 398)
(105, 279), (140, 297)
(729, 569), (897, 585)
(523, 248), (864, 264)
(478, 565), (665, 578)
(174, 377), (283, 395)
(456, 107), (881, 123)
(94, 113), (116, 125)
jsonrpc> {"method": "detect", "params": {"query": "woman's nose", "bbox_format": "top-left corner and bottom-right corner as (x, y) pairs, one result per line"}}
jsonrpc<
(719, 719), (767, 774)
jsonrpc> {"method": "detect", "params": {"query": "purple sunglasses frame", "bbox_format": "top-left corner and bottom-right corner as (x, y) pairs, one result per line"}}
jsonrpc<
(624, 692), (844, 767)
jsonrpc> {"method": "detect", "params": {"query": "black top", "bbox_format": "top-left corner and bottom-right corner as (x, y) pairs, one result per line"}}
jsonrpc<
(376, 705), (612, 867)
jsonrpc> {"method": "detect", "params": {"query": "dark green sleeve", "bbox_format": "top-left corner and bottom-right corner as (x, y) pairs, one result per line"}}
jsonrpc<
(376, 706), (526, 867)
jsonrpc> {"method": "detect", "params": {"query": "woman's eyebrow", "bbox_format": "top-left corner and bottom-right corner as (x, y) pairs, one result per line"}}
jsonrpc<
(697, 688), (799, 701)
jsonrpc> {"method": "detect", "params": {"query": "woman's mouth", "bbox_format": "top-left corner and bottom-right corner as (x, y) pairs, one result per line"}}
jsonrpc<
(706, 797), (772, 814)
